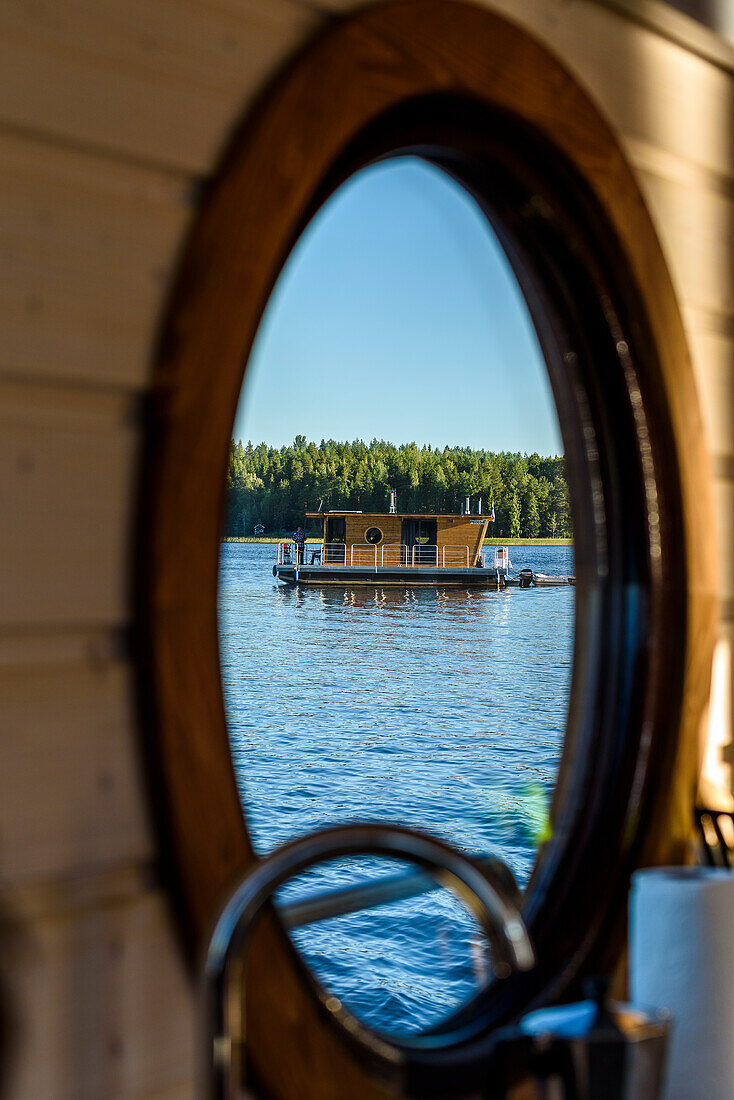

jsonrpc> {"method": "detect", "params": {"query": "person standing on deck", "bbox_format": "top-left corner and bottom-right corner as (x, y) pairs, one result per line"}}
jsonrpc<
(293, 526), (306, 564)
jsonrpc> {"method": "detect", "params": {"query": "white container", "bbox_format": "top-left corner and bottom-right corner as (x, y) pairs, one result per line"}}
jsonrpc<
(630, 867), (734, 1100)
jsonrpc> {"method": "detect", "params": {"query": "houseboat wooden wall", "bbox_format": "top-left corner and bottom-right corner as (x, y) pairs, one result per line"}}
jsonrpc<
(332, 514), (487, 558)
(436, 519), (488, 562)
(1, 0), (733, 1095)
(343, 513), (404, 547)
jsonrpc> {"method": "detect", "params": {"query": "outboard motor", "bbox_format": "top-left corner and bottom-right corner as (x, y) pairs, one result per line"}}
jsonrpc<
(519, 567), (534, 588)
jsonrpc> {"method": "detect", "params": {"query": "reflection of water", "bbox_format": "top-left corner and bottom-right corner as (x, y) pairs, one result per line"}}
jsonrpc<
(219, 542), (574, 1034)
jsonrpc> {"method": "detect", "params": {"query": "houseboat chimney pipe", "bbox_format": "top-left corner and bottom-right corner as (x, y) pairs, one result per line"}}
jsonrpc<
(478, 498), (482, 515)
(465, 495), (470, 515)
(389, 489), (396, 514)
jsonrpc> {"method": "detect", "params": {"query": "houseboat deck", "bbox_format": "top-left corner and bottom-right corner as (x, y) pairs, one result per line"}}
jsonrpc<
(275, 561), (509, 587)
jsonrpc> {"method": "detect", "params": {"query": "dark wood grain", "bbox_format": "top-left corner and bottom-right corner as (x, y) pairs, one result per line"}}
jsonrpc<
(138, 2), (717, 1095)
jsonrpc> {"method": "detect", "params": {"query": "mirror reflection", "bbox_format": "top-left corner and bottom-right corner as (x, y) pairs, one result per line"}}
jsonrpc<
(219, 157), (574, 1034)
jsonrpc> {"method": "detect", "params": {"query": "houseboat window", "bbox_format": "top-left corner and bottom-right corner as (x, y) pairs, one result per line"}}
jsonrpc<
(402, 518), (438, 548)
(219, 156), (574, 1035)
(326, 516), (346, 543)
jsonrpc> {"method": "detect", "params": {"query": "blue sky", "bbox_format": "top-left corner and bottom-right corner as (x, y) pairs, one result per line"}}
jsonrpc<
(233, 157), (562, 456)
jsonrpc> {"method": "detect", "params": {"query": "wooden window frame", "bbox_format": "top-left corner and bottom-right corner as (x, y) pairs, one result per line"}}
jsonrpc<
(137, 2), (717, 1095)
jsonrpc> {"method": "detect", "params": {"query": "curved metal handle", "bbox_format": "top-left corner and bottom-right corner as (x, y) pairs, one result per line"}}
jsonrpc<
(203, 823), (535, 1098)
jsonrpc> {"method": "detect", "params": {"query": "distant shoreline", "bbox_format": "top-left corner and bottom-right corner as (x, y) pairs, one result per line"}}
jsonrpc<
(221, 536), (573, 546)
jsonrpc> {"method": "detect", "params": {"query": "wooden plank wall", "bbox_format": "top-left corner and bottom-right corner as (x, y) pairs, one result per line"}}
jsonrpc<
(437, 519), (487, 561)
(0, 0), (732, 1095)
(344, 514), (403, 546)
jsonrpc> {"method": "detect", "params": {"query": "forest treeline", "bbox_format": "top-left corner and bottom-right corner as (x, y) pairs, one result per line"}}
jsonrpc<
(225, 436), (571, 538)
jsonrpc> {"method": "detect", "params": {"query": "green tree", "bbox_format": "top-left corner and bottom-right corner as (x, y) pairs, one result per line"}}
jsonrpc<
(524, 490), (540, 538)
(224, 436), (569, 538)
(509, 490), (522, 538)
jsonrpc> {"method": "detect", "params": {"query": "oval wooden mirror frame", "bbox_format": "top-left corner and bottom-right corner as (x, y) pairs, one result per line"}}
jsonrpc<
(138, 2), (717, 1096)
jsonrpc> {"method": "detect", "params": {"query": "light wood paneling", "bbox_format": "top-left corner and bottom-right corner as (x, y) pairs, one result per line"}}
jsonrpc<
(1, 886), (194, 1100)
(1, 662), (153, 884)
(685, 324), (734, 459)
(0, 7), (732, 399)
(625, 136), (734, 203)
(0, 626), (128, 673)
(715, 477), (734, 601)
(711, 620), (734, 800)
(0, 387), (136, 628)
(0, 7), (729, 409)
(0, 0), (733, 187)
(636, 166), (734, 322)
(0, 132), (190, 390)
(0, 0), (320, 174)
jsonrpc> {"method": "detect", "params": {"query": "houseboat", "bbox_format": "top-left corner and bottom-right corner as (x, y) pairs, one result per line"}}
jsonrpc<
(274, 494), (518, 586)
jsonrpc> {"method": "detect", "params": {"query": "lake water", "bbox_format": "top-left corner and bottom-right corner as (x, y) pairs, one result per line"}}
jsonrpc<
(219, 541), (574, 1034)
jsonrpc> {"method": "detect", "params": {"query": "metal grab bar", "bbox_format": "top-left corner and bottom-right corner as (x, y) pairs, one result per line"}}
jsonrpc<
(279, 851), (521, 930)
(204, 824), (535, 1099)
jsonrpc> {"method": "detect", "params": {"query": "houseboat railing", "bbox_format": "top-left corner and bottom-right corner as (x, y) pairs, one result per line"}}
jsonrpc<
(323, 541), (347, 565)
(276, 541), (293, 566)
(380, 543), (408, 567)
(277, 542), (496, 570)
(492, 546), (512, 572)
(350, 543), (378, 567)
(412, 543), (439, 566)
(442, 546), (470, 568)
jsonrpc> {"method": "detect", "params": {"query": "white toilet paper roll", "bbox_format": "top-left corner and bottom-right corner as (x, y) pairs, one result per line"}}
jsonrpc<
(630, 867), (734, 1100)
